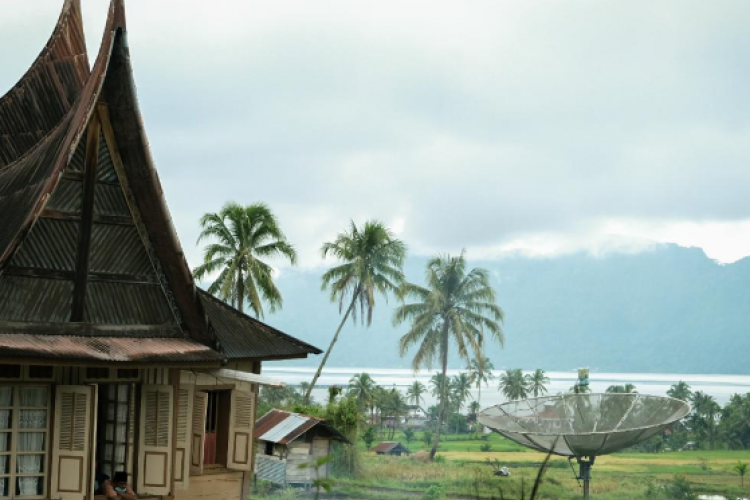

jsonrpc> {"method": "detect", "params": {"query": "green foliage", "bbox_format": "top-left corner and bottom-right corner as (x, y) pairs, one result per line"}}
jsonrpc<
(606, 383), (638, 393)
(362, 426), (376, 449)
(667, 381), (693, 402)
(421, 484), (445, 500)
(403, 428), (415, 443)
(298, 455), (335, 500)
(326, 396), (362, 478)
(733, 460), (747, 486)
(433, 454), (446, 464)
(498, 369), (529, 400)
(525, 369), (550, 398)
(194, 202), (297, 318)
(423, 430), (433, 447)
(663, 476), (697, 500)
(479, 443), (493, 452)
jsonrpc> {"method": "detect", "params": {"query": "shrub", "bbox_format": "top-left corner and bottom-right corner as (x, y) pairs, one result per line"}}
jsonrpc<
(422, 484), (445, 500)
(479, 443), (493, 452)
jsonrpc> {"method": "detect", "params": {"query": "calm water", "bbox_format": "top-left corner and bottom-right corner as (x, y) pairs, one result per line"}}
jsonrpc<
(262, 366), (750, 408)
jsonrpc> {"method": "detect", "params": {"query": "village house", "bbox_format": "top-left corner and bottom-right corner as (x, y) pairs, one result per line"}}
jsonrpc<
(0, 2), (321, 500)
(253, 410), (349, 487)
(371, 442), (411, 457)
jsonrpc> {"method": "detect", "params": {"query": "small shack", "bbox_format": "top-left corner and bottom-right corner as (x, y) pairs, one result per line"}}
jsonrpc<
(254, 410), (350, 486)
(372, 442), (411, 456)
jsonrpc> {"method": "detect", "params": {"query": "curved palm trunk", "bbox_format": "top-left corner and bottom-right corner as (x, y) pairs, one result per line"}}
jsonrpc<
(305, 288), (360, 403)
(430, 325), (450, 460)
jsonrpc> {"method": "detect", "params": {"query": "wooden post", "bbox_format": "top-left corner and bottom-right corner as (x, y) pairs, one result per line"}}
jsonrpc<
(70, 112), (101, 321)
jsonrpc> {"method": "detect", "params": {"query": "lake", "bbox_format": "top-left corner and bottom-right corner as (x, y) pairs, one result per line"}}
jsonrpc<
(262, 366), (750, 408)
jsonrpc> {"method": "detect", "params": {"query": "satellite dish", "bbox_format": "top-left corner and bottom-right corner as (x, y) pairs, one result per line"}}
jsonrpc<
(478, 393), (690, 500)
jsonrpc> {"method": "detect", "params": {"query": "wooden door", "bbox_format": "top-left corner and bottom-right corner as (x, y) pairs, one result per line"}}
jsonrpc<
(173, 386), (193, 490)
(190, 392), (207, 476)
(226, 390), (254, 471)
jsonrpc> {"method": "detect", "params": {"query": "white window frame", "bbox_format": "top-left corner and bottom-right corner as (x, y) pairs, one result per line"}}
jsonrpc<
(0, 385), (52, 500)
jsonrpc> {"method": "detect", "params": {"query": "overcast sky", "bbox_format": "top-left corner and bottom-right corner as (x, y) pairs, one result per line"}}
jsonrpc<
(3, 1), (750, 267)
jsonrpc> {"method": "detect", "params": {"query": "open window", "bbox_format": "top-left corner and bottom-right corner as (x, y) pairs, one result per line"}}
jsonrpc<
(189, 389), (255, 474)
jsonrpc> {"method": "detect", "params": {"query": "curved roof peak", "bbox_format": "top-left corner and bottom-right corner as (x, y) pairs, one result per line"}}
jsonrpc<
(0, 0), (90, 168)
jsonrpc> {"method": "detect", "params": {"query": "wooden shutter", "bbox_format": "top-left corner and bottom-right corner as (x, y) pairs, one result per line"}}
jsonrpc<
(50, 385), (96, 500)
(137, 385), (173, 496)
(190, 391), (207, 475)
(226, 390), (255, 471)
(173, 386), (193, 490)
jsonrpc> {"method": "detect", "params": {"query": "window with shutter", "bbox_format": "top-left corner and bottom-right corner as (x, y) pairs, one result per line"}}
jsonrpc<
(51, 386), (94, 500)
(189, 392), (207, 476)
(137, 386), (173, 496)
(173, 387), (193, 491)
(226, 390), (255, 471)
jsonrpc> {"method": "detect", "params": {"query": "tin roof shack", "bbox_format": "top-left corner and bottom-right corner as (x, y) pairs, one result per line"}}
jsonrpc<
(0, 2), (321, 500)
(372, 442), (412, 456)
(254, 410), (350, 487)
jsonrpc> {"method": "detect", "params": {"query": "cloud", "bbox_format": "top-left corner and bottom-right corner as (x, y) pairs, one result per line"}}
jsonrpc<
(3, 0), (750, 267)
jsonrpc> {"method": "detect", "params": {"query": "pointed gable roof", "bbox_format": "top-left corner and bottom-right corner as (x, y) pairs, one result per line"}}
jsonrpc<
(0, 0), (89, 167)
(0, 0), (320, 365)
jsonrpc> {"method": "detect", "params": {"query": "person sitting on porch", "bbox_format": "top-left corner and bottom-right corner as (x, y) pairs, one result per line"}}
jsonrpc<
(103, 472), (137, 500)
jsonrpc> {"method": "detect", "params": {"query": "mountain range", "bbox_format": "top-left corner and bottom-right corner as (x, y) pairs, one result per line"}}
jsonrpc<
(255, 244), (750, 374)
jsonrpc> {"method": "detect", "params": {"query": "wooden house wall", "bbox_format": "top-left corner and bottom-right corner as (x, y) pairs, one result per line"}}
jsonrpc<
(172, 471), (244, 500)
(284, 441), (313, 484)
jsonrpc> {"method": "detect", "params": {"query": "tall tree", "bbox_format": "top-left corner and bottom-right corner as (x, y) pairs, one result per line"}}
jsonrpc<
(406, 381), (427, 410)
(498, 369), (529, 401)
(306, 221), (406, 402)
(667, 381), (693, 402)
(525, 369), (550, 398)
(347, 373), (376, 411)
(467, 356), (495, 410)
(734, 461), (748, 487)
(605, 384), (637, 394)
(194, 202), (297, 317)
(395, 253), (504, 459)
(452, 373), (473, 411)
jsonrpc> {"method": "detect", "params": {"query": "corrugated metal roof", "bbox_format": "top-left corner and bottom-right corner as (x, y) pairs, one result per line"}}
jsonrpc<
(200, 290), (321, 360)
(259, 414), (312, 443)
(0, 0), (89, 167)
(0, 334), (223, 364)
(254, 409), (350, 445)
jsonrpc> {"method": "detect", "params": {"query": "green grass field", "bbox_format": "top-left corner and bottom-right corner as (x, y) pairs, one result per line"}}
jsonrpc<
(256, 432), (750, 499)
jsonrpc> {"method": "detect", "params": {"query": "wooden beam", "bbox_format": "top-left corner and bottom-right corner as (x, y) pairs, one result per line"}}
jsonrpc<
(40, 209), (134, 226)
(0, 321), (183, 336)
(70, 114), (102, 321)
(3, 266), (158, 284)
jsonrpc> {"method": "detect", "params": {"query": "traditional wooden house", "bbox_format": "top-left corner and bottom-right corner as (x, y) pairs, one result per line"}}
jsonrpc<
(253, 410), (349, 487)
(371, 442), (411, 456)
(0, 2), (321, 500)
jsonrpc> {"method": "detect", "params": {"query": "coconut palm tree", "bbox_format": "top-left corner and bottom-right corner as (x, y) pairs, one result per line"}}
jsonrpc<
(348, 373), (376, 411)
(667, 381), (693, 402)
(395, 253), (504, 459)
(468, 400), (480, 416)
(467, 356), (495, 409)
(305, 221), (406, 402)
(498, 369), (528, 401)
(525, 369), (550, 398)
(734, 461), (748, 487)
(406, 381), (427, 411)
(452, 373), (473, 411)
(194, 202), (297, 317)
(605, 384), (637, 394)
